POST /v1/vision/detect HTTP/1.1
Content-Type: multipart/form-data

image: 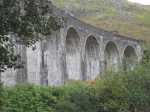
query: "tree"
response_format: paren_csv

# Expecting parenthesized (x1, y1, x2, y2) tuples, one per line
(0, 0, 61, 72)
(0, 0, 61, 110)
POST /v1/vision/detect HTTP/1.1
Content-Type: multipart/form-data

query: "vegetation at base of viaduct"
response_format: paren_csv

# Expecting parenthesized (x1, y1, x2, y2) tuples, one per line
(0, 44, 149, 112)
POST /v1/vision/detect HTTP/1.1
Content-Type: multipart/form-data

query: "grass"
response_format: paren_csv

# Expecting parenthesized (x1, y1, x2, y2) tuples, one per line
(80, 16, 150, 41)
(52, 0, 150, 41)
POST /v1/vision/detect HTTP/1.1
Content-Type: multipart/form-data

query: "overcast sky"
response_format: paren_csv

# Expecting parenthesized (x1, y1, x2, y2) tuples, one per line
(128, 0, 150, 5)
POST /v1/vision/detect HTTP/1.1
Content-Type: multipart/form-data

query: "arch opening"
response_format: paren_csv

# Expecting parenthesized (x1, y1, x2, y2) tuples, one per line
(123, 46, 137, 71)
(66, 28, 81, 80)
(104, 41, 120, 71)
(85, 36, 100, 80)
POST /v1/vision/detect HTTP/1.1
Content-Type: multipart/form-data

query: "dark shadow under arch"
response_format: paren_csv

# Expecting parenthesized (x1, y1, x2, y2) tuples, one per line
(85, 36, 100, 80)
(123, 46, 137, 71)
(104, 41, 120, 71)
(65, 27, 81, 80)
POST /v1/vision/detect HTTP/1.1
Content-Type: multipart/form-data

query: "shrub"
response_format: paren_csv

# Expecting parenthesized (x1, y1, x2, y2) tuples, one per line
(2, 82, 98, 112)
(55, 81, 98, 112)
(95, 65, 150, 112)
(3, 84, 57, 112)
(125, 66, 150, 112)
(95, 72, 129, 112)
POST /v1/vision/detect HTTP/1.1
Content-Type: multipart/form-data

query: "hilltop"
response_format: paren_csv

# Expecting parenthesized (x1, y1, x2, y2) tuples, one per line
(52, 0, 150, 41)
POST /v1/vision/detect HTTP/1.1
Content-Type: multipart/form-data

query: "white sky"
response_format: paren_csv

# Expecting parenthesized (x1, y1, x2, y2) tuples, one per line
(128, 0, 150, 5)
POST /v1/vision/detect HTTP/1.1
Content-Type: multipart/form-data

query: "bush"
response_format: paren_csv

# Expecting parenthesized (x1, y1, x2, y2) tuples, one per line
(126, 66, 150, 112)
(95, 72, 129, 112)
(55, 81, 98, 112)
(3, 84, 57, 112)
(1, 82, 98, 112)
(95, 65, 150, 112)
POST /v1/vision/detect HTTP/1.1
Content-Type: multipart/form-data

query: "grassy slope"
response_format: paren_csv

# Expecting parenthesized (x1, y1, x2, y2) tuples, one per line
(52, 0, 150, 41)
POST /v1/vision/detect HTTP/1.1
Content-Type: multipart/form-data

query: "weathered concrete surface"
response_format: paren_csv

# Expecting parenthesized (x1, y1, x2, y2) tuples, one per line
(104, 41, 120, 71)
(85, 36, 101, 80)
(2, 69, 17, 86)
(26, 42, 42, 84)
(66, 28, 82, 80)
(1, 8, 143, 86)
(2, 43, 27, 85)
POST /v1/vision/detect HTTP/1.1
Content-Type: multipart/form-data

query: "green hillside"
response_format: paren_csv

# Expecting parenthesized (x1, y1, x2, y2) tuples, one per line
(52, 0, 150, 41)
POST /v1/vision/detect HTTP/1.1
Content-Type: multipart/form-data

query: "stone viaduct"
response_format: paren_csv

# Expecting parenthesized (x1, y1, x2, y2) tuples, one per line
(1, 8, 143, 86)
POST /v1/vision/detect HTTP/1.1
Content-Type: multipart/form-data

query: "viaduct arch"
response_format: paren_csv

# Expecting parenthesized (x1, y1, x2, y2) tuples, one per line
(104, 41, 120, 72)
(65, 27, 82, 80)
(123, 45, 138, 70)
(85, 35, 100, 80)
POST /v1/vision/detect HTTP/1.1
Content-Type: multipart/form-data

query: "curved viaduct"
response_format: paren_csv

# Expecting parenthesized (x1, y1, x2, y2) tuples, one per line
(1, 10, 143, 86)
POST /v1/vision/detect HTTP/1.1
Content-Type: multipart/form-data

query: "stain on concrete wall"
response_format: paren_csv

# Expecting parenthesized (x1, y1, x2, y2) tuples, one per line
(104, 41, 120, 71)
(123, 46, 138, 70)
(66, 28, 82, 80)
(85, 36, 100, 80)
